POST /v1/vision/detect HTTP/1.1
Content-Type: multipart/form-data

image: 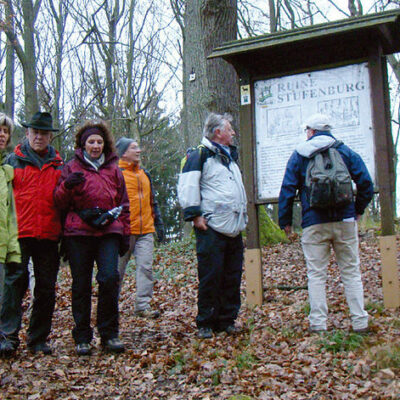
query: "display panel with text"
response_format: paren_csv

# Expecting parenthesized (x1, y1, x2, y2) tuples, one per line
(254, 63, 375, 202)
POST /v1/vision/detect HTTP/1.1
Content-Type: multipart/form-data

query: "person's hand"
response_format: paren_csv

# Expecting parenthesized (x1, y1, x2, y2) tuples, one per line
(284, 225, 292, 236)
(193, 216, 208, 231)
(284, 225, 298, 242)
(64, 172, 85, 190)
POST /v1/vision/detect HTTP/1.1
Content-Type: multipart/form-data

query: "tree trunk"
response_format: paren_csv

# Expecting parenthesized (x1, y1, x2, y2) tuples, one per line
(21, 0, 39, 118)
(201, 0, 239, 129)
(182, 0, 238, 148)
(269, 0, 277, 33)
(5, 4, 15, 118)
(3, 0, 39, 119)
(48, 0, 69, 149)
(105, 1, 119, 125)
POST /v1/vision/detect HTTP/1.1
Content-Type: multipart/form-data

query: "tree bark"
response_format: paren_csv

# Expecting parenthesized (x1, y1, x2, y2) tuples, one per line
(2, 0, 40, 118)
(5, 3, 15, 118)
(47, 0, 70, 149)
(269, 0, 277, 33)
(182, 0, 239, 148)
(21, 0, 40, 117)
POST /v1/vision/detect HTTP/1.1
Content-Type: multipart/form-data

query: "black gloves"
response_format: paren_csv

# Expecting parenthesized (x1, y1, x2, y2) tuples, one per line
(119, 235, 131, 256)
(155, 224, 165, 243)
(64, 172, 85, 190)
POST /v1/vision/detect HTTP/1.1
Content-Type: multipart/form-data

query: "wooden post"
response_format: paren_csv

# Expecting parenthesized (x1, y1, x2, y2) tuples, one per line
(244, 248, 263, 305)
(379, 236, 400, 308)
(369, 43, 399, 308)
(239, 74, 263, 306)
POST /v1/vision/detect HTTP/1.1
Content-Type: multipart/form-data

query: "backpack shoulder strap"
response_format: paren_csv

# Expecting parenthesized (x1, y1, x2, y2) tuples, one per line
(331, 140, 343, 149)
(180, 144, 208, 173)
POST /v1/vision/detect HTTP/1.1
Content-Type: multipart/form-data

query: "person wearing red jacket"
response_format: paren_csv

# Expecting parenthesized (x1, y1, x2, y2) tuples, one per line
(54, 120, 130, 356)
(0, 112, 63, 357)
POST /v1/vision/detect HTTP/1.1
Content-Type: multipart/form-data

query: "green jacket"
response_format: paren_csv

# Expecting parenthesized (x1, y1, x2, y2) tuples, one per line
(0, 151, 21, 264)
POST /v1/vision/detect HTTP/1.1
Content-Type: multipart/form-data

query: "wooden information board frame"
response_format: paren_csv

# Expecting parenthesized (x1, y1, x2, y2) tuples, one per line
(210, 10, 400, 308)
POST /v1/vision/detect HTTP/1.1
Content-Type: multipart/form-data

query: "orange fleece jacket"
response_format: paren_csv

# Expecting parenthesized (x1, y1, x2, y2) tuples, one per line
(119, 160, 155, 235)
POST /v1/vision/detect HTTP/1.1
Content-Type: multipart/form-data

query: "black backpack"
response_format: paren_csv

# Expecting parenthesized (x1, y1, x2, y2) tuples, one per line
(305, 141, 354, 209)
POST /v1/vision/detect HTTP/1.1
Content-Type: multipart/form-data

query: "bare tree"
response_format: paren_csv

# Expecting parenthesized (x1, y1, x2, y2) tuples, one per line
(1, 0, 41, 118)
(0, 3, 16, 117)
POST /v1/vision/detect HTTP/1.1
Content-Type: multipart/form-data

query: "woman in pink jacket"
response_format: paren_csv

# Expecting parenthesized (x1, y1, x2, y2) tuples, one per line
(54, 120, 130, 356)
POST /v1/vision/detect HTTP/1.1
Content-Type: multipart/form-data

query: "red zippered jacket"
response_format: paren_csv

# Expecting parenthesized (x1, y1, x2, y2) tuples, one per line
(6, 142, 64, 241)
(54, 149, 130, 237)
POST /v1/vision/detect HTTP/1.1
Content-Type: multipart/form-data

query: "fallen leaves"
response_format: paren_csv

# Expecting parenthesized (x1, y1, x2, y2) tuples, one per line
(0, 236, 399, 399)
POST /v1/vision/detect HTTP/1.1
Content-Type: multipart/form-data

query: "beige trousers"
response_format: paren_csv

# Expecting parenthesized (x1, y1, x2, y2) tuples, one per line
(301, 221, 368, 331)
(118, 233, 154, 312)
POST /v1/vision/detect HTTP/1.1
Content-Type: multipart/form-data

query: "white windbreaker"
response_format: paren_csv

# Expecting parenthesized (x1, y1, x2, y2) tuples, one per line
(177, 137, 247, 237)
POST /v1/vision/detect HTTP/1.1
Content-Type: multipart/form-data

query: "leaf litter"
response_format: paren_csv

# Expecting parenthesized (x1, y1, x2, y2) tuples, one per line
(0, 235, 399, 399)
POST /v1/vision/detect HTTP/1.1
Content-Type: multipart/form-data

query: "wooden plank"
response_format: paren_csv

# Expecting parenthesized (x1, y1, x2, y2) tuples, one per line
(368, 44, 395, 236)
(239, 76, 263, 306)
(379, 235, 400, 309)
(210, 10, 400, 59)
(239, 80, 260, 250)
(244, 248, 263, 306)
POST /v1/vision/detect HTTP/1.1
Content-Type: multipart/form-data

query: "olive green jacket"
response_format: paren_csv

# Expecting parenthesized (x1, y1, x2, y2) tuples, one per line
(0, 151, 21, 264)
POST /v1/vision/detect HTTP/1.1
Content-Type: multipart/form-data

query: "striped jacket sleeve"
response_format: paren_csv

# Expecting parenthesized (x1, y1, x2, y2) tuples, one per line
(177, 148, 204, 221)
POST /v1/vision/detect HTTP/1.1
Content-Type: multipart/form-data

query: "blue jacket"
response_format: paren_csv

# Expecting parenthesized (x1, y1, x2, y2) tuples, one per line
(278, 131, 374, 229)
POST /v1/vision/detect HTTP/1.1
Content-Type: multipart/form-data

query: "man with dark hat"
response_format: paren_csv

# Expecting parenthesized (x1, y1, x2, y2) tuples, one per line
(0, 112, 64, 356)
(115, 137, 164, 318)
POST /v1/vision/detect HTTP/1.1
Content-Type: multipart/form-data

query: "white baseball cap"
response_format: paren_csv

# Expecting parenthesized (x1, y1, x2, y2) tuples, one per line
(304, 113, 333, 131)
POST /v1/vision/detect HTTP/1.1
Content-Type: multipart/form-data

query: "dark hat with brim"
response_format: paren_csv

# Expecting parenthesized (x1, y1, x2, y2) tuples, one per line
(22, 112, 59, 131)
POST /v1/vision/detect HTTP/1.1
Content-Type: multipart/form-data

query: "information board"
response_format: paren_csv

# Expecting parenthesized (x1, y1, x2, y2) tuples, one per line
(254, 62, 375, 202)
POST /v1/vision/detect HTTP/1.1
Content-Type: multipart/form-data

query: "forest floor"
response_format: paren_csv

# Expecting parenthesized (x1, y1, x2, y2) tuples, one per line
(0, 232, 399, 399)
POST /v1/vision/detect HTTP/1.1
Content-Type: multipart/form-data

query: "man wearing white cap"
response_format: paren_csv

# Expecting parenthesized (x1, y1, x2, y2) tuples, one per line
(278, 113, 374, 334)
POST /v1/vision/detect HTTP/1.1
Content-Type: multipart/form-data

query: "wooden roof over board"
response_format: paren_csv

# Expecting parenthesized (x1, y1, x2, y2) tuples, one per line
(209, 9, 400, 78)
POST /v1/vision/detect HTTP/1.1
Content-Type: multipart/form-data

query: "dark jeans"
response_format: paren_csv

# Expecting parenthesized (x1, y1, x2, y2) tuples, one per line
(0, 238, 59, 347)
(195, 227, 243, 330)
(66, 235, 120, 344)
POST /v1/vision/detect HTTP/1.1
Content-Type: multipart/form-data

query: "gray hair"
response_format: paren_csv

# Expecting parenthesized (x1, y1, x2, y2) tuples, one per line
(0, 113, 14, 136)
(203, 112, 233, 139)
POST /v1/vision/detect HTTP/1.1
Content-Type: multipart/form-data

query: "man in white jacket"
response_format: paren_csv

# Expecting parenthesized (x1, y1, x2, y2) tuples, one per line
(178, 113, 247, 339)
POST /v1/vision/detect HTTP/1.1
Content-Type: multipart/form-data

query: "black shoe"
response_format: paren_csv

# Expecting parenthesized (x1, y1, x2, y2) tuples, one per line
(28, 342, 52, 355)
(225, 325, 242, 335)
(135, 308, 161, 319)
(102, 338, 125, 353)
(308, 327, 327, 335)
(0, 340, 17, 358)
(76, 343, 92, 356)
(353, 327, 370, 335)
(197, 327, 213, 339)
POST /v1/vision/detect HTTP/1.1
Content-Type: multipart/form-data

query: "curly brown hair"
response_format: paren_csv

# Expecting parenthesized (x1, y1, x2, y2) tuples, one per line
(75, 120, 116, 155)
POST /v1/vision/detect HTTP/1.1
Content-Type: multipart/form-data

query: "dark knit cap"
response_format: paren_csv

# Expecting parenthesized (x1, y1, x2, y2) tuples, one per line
(80, 127, 105, 147)
(115, 137, 136, 158)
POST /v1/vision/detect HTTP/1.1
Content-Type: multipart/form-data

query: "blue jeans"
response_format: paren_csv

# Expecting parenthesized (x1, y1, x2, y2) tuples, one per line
(0, 238, 59, 347)
(66, 235, 120, 344)
(195, 227, 243, 330)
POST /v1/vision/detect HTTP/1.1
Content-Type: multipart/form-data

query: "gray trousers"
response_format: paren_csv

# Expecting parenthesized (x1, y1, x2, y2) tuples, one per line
(118, 233, 154, 312)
